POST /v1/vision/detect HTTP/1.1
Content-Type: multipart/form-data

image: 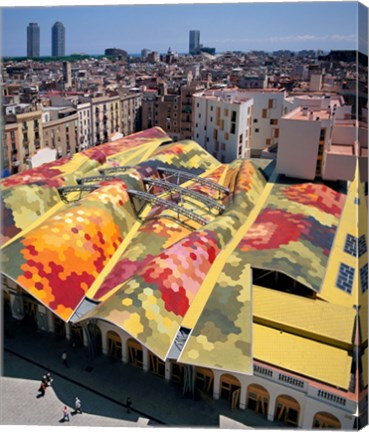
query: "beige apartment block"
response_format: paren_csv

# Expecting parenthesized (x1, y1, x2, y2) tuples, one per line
(4, 123, 20, 174)
(91, 95, 121, 146)
(10, 110, 44, 172)
(43, 113, 78, 158)
(120, 92, 142, 136)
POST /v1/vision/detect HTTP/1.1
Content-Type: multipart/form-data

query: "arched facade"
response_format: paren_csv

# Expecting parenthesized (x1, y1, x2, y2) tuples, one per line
(127, 338, 144, 368)
(274, 394, 301, 427)
(246, 383, 269, 417)
(107, 330, 122, 360)
(312, 411, 341, 429)
(220, 373, 242, 411)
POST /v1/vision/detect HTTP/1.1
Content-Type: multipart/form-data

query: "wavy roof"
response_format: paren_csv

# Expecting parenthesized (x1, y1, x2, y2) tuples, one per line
(0, 130, 357, 380)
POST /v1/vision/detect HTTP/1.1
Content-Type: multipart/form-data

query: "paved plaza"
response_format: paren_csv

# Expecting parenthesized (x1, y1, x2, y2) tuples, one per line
(1, 316, 284, 429)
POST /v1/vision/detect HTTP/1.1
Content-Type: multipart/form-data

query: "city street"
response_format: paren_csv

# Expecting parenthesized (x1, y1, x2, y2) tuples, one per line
(1, 317, 280, 429)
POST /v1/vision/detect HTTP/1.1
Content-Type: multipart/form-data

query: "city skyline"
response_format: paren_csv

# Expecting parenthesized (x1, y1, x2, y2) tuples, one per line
(1, 2, 368, 57)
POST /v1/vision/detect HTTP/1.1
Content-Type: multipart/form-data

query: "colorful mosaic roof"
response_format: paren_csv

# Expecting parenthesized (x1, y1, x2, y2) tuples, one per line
(0, 128, 357, 379)
(237, 180, 346, 293)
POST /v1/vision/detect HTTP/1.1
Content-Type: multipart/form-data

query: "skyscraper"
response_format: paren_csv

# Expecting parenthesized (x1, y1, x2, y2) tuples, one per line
(189, 30, 200, 55)
(27, 23, 40, 58)
(52, 21, 65, 57)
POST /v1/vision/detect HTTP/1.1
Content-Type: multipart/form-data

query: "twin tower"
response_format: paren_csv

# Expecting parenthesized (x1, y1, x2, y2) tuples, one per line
(27, 21, 65, 58)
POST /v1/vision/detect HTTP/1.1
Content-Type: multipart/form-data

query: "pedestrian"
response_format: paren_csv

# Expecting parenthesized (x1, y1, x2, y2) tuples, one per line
(46, 372, 53, 387)
(126, 397, 132, 414)
(38, 381, 46, 397)
(74, 397, 82, 414)
(62, 406, 70, 422)
(61, 351, 68, 367)
(41, 375, 47, 386)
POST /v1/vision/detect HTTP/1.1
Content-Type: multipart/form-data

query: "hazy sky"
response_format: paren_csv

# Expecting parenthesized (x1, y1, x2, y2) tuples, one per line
(1, 1, 367, 56)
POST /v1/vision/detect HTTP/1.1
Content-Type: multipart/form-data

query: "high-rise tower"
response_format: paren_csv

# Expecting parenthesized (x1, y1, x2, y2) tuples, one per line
(189, 30, 200, 55)
(52, 21, 65, 57)
(27, 23, 40, 58)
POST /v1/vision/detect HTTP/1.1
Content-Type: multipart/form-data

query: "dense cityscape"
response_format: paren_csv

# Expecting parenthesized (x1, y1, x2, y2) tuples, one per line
(1, 7, 368, 431)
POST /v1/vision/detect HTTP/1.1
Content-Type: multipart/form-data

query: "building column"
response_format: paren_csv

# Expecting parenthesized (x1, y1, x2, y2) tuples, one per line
(101, 330, 108, 355)
(121, 337, 128, 363)
(82, 326, 89, 347)
(47, 310, 55, 333)
(267, 395, 277, 422)
(142, 347, 149, 372)
(65, 322, 71, 341)
(239, 382, 248, 410)
(213, 371, 222, 400)
(165, 360, 171, 381)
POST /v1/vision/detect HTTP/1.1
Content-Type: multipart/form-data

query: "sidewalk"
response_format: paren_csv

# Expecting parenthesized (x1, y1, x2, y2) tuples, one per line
(2, 316, 284, 428)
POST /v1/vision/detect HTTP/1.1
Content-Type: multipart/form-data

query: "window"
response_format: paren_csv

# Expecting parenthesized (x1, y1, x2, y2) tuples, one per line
(213, 129, 218, 140)
(336, 263, 355, 294)
(359, 235, 367, 257)
(231, 111, 237, 122)
(230, 123, 236, 134)
(274, 129, 279, 138)
(197, 103, 199, 108)
(344, 234, 357, 257)
(268, 99, 276, 109)
(210, 117, 213, 122)
(198, 113, 201, 119)
(210, 106, 213, 111)
(360, 264, 368, 293)
(266, 139, 271, 145)
(255, 128, 260, 133)
(253, 118, 258, 123)
(221, 142, 226, 151)
(320, 128, 326, 142)
(239, 134, 243, 144)
(262, 109, 268, 118)
(224, 108, 229, 117)
(270, 119, 278, 125)
(225, 132, 229, 140)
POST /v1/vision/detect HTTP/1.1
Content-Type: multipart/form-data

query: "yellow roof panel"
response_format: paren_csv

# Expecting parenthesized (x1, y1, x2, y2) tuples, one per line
(253, 323, 352, 389)
(253, 285, 355, 347)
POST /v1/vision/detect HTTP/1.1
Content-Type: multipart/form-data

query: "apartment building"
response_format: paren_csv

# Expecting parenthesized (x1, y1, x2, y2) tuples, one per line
(4, 123, 20, 175)
(6, 110, 44, 172)
(120, 91, 142, 136)
(276, 103, 368, 182)
(142, 85, 181, 141)
(43, 113, 78, 157)
(91, 95, 121, 145)
(240, 89, 285, 157)
(193, 89, 253, 162)
(180, 83, 205, 140)
(77, 102, 92, 151)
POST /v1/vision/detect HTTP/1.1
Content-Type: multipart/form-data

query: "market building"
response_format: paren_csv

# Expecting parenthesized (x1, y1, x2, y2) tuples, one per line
(1, 127, 367, 429)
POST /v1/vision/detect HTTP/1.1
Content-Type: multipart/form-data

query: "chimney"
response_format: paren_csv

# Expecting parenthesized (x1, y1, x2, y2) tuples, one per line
(308, 111, 314, 121)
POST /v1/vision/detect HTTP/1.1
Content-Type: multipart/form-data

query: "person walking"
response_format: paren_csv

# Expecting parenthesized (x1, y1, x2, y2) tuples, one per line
(62, 406, 70, 422)
(61, 351, 68, 367)
(38, 381, 46, 397)
(74, 397, 82, 414)
(126, 397, 132, 414)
